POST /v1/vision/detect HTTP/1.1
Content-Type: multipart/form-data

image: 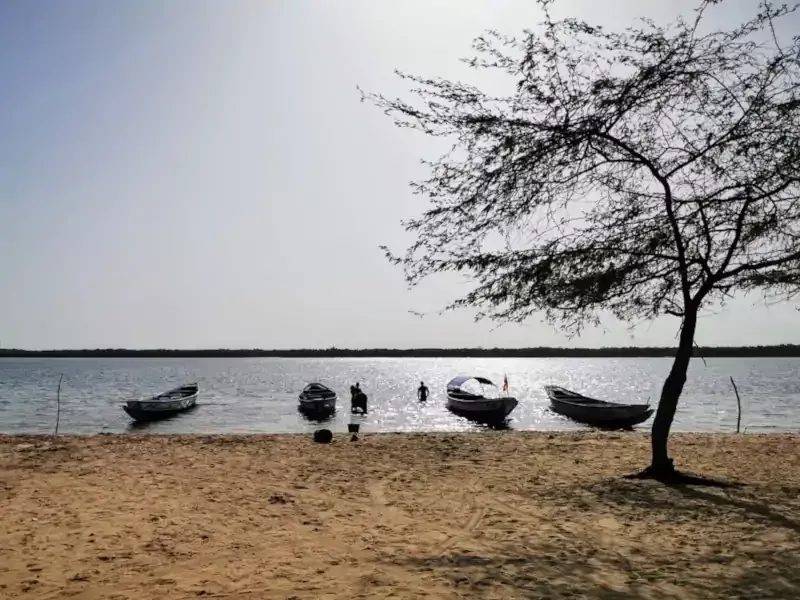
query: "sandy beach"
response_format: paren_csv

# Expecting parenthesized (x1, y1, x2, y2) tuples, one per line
(1, 432, 799, 599)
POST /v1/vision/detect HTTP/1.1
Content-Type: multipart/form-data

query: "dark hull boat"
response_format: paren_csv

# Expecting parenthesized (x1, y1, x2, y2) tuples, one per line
(446, 376, 518, 423)
(298, 383, 337, 419)
(123, 383, 199, 422)
(544, 385, 653, 429)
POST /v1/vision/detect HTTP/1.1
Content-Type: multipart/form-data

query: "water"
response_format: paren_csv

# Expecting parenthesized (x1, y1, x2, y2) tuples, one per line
(1, 357, 799, 435)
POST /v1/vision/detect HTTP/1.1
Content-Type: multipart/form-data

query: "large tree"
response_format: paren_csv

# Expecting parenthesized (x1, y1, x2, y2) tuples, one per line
(364, 0, 800, 478)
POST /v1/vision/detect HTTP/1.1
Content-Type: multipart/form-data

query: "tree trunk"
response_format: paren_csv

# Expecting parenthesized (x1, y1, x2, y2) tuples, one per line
(648, 309, 698, 477)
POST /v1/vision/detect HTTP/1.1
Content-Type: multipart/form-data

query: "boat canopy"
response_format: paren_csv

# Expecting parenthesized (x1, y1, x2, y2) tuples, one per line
(446, 375, 495, 390)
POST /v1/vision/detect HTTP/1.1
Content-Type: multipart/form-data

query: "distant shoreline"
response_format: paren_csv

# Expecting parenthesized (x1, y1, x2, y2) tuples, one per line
(2, 345, 800, 358)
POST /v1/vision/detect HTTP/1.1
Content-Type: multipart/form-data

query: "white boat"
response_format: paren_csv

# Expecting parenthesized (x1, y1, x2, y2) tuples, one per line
(445, 376, 518, 422)
(123, 383, 198, 422)
(298, 383, 337, 417)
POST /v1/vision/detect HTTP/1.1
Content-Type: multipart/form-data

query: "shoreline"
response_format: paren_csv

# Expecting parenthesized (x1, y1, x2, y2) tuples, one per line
(3, 432, 799, 598)
(2, 429, 798, 440)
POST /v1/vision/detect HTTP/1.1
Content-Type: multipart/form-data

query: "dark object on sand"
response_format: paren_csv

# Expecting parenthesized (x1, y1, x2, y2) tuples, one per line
(348, 423, 360, 433)
(544, 385, 654, 429)
(313, 429, 333, 443)
(299, 383, 337, 418)
(445, 376, 518, 423)
(123, 383, 199, 422)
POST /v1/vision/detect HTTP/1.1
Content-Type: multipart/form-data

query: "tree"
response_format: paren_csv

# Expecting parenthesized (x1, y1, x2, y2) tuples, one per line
(363, 0, 800, 479)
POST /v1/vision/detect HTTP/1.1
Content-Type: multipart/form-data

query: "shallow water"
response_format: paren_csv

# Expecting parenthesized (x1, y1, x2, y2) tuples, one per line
(1, 357, 798, 435)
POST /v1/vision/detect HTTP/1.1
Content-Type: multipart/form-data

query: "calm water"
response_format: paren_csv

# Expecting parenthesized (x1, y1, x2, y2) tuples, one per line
(0, 357, 799, 435)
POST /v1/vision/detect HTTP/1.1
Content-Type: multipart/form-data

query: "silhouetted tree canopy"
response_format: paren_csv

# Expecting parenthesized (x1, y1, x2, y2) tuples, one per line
(364, 0, 800, 478)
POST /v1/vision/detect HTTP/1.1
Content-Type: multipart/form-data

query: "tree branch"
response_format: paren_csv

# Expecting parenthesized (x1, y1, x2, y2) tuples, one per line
(594, 130, 691, 305)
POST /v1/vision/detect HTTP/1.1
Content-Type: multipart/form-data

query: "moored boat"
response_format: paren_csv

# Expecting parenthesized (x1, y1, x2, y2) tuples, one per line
(446, 376, 518, 423)
(298, 383, 337, 418)
(544, 385, 653, 429)
(123, 383, 199, 422)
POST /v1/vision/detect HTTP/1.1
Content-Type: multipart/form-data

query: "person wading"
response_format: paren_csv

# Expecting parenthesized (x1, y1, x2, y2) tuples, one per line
(351, 382, 367, 413)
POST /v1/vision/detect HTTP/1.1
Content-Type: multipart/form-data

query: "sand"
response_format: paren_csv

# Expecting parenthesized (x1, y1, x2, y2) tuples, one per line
(1, 432, 799, 599)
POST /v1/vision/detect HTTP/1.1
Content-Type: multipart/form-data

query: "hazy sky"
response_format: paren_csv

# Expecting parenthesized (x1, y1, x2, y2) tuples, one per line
(1, 0, 798, 349)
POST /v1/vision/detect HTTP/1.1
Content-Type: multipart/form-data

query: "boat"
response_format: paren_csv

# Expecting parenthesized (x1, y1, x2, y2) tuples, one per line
(445, 376, 518, 422)
(544, 385, 654, 429)
(298, 383, 337, 418)
(123, 383, 199, 422)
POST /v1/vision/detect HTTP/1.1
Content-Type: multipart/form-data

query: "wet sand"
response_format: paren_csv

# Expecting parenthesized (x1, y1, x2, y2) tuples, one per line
(1, 432, 799, 599)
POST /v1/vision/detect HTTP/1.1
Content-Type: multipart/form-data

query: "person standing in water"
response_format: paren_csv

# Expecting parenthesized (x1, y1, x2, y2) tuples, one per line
(417, 381, 429, 402)
(351, 382, 367, 413)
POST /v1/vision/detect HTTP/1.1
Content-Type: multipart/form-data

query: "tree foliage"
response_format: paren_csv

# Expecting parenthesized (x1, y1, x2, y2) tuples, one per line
(365, 0, 800, 336)
(364, 0, 800, 477)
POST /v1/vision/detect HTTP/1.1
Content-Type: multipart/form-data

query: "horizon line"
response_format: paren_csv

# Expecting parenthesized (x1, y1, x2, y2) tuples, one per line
(2, 344, 800, 358)
(2, 344, 800, 350)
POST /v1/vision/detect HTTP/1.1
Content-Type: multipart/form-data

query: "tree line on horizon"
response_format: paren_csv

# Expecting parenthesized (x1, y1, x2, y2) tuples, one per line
(2, 345, 800, 358)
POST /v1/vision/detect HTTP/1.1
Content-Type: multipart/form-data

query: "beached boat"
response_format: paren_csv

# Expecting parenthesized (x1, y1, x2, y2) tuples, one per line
(544, 385, 654, 429)
(446, 376, 518, 422)
(123, 383, 199, 422)
(298, 383, 337, 417)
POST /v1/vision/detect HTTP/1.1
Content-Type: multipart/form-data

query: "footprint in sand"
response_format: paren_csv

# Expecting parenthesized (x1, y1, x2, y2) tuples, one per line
(435, 479, 486, 554)
(367, 470, 406, 507)
(597, 516, 621, 531)
(267, 471, 415, 524)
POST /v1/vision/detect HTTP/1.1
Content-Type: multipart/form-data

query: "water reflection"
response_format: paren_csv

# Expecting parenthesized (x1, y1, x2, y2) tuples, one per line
(0, 356, 798, 434)
(297, 408, 338, 425)
(124, 404, 200, 432)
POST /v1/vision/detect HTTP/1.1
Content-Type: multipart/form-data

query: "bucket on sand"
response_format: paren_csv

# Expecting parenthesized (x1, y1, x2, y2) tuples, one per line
(348, 423, 360, 434)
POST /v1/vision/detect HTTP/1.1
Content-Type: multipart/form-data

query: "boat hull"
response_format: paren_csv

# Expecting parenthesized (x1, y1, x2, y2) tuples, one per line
(545, 385, 653, 429)
(446, 394, 518, 423)
(298, 384, 338, 419)
(298, 396, 337, 417)
(124, 388, 198, 422)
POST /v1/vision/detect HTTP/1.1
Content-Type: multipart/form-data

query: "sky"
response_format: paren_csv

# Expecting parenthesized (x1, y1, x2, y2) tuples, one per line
(1, 0, 799, 350)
